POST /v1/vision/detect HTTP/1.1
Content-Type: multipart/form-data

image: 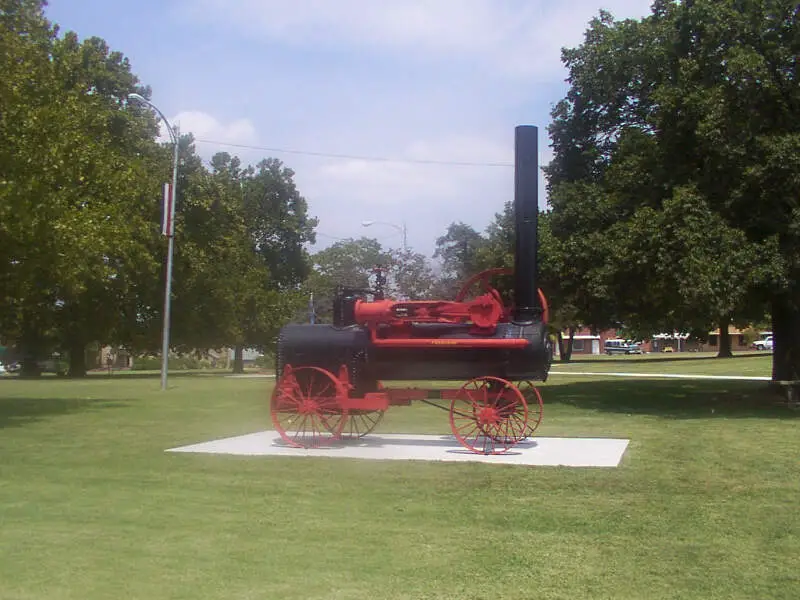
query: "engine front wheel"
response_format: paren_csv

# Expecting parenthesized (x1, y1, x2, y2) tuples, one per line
(270, 365, 348, 448)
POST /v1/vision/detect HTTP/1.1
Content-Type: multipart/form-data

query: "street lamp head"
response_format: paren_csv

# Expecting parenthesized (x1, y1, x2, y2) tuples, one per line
(127, 94, 177, 144)
(361, 220, 375, 227)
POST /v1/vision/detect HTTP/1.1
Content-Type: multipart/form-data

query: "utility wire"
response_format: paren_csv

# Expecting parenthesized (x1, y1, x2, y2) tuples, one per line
(315, 231, 402, 243)
(193, 138, 514, 168)
(314, 232, 351, 241)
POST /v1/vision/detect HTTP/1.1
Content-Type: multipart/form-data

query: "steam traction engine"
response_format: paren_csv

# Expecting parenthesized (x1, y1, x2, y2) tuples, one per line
(271, 125, 553, 455)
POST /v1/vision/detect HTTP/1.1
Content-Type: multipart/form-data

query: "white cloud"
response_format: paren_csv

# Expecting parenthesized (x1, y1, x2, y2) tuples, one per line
(294, 132, 552, 256)
(182, 127, 554, 257)
(158, 110, 258, 147)
(164, 0, 655, 257)
(178, 0, 654, 78)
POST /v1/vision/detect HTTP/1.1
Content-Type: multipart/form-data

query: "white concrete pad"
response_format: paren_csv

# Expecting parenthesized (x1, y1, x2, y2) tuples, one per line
(166, 431, 630, 467)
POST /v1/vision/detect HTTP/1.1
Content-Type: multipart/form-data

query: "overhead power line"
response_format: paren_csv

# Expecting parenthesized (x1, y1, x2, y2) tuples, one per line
(315, 231, 402, 243)
(193, 138, 514, 168)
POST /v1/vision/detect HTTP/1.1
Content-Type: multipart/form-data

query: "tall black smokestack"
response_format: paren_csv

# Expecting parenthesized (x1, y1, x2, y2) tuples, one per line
(512, 125, 539, 323)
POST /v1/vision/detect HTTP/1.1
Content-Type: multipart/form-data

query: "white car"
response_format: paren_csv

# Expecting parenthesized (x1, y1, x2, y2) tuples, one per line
(752, 336, 773, 351)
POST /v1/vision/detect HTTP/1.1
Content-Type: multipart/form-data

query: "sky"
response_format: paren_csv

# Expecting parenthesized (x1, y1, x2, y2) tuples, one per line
(45, 0, 655, 258)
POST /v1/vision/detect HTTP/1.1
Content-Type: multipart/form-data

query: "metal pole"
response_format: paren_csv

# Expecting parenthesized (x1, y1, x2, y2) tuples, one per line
(161, 127, 178, 390)
(127, 93, 178, 391)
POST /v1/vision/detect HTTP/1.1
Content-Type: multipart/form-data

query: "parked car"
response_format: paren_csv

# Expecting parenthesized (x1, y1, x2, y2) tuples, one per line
(604, 339, 643, 355)
(752, 335, 773, 351)
(0, 358, 64, 375)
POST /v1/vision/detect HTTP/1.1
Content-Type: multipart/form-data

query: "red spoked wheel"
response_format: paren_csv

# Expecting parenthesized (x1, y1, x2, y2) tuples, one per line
(487, 381, 544, 444)
(338, 410, 385, 439)
(322, 380, 385, 439)
(454, 267, 549, 324)
(271, 366, 348, 448)
(517, 381, 544, 437)
(449, 376, 528, 455)
(454, 268, 511, 302)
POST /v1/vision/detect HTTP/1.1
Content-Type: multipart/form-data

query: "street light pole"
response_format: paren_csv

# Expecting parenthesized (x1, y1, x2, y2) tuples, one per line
(128, 93, 178, 391)
(361, 220, 407, 251)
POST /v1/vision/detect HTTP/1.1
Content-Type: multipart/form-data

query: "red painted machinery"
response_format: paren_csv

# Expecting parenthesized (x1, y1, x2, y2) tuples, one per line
(270, 125, 553, 454)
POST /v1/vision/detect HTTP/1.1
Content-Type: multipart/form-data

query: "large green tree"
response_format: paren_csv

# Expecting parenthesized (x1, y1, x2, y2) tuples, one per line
(1, 1, 319, 377)
(546, 1, 797, 377)
(168, 149, 317, 373)
(0, 1, 166, 376)
(233, 157, 317, 371)
(167, 143, 246, 355)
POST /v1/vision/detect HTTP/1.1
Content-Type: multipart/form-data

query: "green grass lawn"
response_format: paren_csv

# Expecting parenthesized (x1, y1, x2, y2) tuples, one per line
(551, 352, 773, 376)
(0, 363, 798, 600)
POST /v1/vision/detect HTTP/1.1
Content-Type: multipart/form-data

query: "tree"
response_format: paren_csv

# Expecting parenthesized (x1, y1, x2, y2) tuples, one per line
(389, 248, 436, 300)
(0, 0, 59, 375)
(0, 1, 167, 376)
(50, 34, 166, 377)
(432, 222, 486, 298)
(168, 149, 317, 373)
(233, 156, 316, 372)
(546, 1, 798, 377)
(167, 143, 248, 356)
(306, 238, 392, 323)
(0, 1, 318, 377)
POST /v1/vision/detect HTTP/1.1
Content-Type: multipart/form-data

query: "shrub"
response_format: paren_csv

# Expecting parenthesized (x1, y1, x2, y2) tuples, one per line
(132, 355, 161, 371)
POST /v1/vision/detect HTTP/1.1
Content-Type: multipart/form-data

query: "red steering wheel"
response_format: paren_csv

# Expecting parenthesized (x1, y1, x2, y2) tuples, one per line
(454, 267, 549, 324)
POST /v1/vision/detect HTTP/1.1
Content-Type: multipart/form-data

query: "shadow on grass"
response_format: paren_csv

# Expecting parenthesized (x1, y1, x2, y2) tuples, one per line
(0, 397, 130, 429)
(5, 370, 252, 382)
(89, 371, 234, 380)
(542, 378, 797, 420)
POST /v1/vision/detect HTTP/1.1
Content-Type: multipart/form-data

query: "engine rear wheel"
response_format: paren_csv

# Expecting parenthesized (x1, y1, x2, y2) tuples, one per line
(271, 365, 348, 448)
(516, 380, 544, 437)
(449, 376, 528, 455)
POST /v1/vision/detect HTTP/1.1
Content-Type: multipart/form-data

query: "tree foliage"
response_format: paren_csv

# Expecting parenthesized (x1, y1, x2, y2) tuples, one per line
(431, 222, 487, 298)
(0, 1, 166, 375)
(304, 238, 392, 323)
(0, 0, 318, 375)
(546, 0, 799, 377)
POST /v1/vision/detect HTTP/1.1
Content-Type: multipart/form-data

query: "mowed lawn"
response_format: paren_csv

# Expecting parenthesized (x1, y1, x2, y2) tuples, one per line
(550, 351, 773, 376)
(0, 359, 798, 600)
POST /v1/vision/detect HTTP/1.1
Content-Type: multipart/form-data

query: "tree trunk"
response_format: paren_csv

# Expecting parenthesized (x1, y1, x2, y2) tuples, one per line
(232, 345, 245, 374)
(67, 339, 87, 378)
(716, 315, 733, 358)
(19, 324, 41, 378)
(770, 295, 800, 382)
(566, 327, 576, 360)
(20, 356, 41, 378)
(557, 327, 576, 362)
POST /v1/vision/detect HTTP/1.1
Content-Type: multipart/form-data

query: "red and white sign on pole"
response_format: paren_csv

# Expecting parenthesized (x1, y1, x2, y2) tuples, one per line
(162, 182, 175, 236)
